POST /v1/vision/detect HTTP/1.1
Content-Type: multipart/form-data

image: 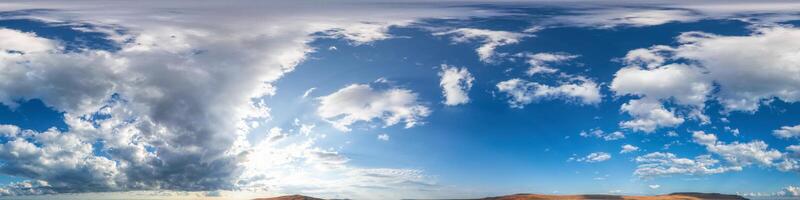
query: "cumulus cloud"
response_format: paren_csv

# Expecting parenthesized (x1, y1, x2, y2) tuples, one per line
(779, 186, 800, 197)
(434, 28, 529, 63)
(317, 83, 431, 132)
(692, 131, 783, 168)
(611, 26, 800, 133)
(580, 128, 625, 141)
(573, 152, 611, 163)
(524, 52, 579, 76)
(378, 133, 390, 141)
(634, 152, 739, 178)
(0, 1, 492, 196)
(613, 27, 800, 129)
(619, 99, 684, 133)
(438, 64, 474, 106)
(648, 184, 661, 189)
(611, 64, 711, 107)
(774, 124, 800, 139)
(621, 144, 640, 154)
(496, 77, 601, 108)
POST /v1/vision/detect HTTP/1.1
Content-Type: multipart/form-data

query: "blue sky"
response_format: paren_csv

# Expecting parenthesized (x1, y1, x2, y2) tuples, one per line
(0, 1, 799, 199)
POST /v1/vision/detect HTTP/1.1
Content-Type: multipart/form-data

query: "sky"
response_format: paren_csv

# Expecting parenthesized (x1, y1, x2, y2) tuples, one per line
(0, 1, 799, 199)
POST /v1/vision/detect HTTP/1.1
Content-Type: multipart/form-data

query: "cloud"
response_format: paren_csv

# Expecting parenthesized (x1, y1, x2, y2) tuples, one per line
(496, 77, 601, 108)
(774, 124, 800, 139)
(0, 1, 493, 196)
(524, 52, 579, 76)
(0, 180, 55, 196)
(434, 28, 530, 63)
(551, 8, 702, 28)
(621, 144, 640, 154)
(779, 186, 800, 197)
(619, 99, 685, 133)
(438, 64, 475, 106)
(573, 152, 611, 163)
(238, 122, 439, 199)
(613, 27, 800, 123)
(611, 63, 711, 107)
(580, 128, 625, 141)
(378, 133, 390, 141)
(691, 131, 783, 168)
(317, 83, 431, 132)
(302, 87, 317, 99)
(648, 184, 661, 189)
(634, 152, 739, 178)
(321, 22, 404, 45)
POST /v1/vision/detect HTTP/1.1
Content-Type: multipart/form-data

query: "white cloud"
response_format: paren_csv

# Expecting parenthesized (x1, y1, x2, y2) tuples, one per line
(580, 129, 625, 141)
(613, 27, 800, 123)
(239, 122, 438, 199)
(438, 64, 474, 106)
(317, 83, 430, 132)
(377, 134, 390, 141)
(619, 99, 684, 133)
(322, 22, 402, 45)
(611, 64, 711, 107)
(435, 28, 529, 63)
(774, 124, 800, 139)
(574, 152, 611, 163)
(621, 144, 639, 154)
(648, 184, 661, 189)
(0, 1, 494, 196)
(634, 152, 739, 178)
(302, 87, 317, 99)
(552, 9, 701, 28)
(525, 52, 578, 76)
(496, 77, 601, 108)
(780, 186, 800, 197)
(692, 131, 783, 168)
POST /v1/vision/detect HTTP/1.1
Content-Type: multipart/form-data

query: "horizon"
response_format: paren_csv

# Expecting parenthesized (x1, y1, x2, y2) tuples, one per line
(0, 1, 799, 199)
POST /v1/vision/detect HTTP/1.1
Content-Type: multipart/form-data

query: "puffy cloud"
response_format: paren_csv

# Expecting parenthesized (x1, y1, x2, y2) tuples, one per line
(634, 152, 739, 178)
(614, 27, 800, 122)
(377, 133, 390, 141)
(580, 129, 625, 141)
(648, 184, 661, 189)
(573, 152, 611, 163)
(0, 125, 123, 193)
(774, 124, 800, 139)
(317, 84, 430, 132)
(321, 22, 404, 45)
(525, 52, 578, 76)
(611, 64, 711, 107)
(619, 99, 684, 133)
(612, 26, 800, 132)
(0, 1, 492, 196)
(674, 27, 800, 112)
(621, 144, 639, 154)
(0, 180, 55, 196)
(434, 28, 529, 63)
(779, 186, 800, 197)
(438, 64, 475, 106)
(692, 131, 783, 168)
(496, 77, 601, 108)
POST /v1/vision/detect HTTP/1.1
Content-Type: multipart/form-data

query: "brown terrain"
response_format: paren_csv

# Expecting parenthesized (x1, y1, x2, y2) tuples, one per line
(254, 193, 749, 200)
(254, 194, 325, 200)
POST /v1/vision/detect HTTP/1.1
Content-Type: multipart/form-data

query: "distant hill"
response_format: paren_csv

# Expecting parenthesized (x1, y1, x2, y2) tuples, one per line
(253, 194, 325, 200)
(254, 193, 749, 200)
